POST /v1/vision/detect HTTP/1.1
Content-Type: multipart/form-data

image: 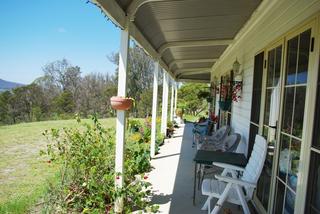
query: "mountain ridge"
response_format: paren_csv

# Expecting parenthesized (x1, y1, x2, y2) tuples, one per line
(0, 78, 25, 92)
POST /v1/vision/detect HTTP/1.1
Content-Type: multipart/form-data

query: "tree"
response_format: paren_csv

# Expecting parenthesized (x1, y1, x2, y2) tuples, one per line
(0, 91, 12, 124)
(53, 91, 75, 114)
(78, 73, 117, 117)
(4, 84, 47, 123)
(42, 59, 81, 110)
(177, 83, 208, 116)
(108, 43, 155, 117)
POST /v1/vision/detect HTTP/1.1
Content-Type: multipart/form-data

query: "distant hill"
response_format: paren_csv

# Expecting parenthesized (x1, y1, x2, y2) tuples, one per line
(0, 79, 24, 92)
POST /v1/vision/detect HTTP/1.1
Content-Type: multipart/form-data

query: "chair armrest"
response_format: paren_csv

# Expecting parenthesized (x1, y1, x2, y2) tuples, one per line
(212, 162, 245, 172)
(215, 175, 256, 188)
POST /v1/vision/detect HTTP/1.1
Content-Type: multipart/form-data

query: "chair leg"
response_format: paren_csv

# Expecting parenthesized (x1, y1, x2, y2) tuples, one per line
(201, 196, 210, 210)
(211, 183, 232, 214)
(208, 197, 211, 214)
(235, 185, 250, 214)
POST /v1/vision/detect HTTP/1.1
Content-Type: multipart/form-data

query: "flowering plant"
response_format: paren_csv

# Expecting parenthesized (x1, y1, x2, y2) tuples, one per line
(232, 82, 242, 102)
(210, 113, 218, 124)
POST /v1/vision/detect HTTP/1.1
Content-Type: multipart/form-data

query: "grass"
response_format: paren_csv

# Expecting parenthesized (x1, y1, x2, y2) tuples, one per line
(0, 118, 116, 214)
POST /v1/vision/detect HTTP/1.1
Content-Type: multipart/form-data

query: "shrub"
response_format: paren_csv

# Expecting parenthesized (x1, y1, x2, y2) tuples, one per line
(41, 116, 157, 213)
(128, 119, 142, 133)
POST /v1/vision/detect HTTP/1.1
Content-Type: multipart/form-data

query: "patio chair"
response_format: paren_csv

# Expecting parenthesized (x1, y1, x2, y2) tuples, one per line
(198, 133, 241, 188)
(192, 120, 211, 147)
(199, 133, 240, 152)
(196, 125, 231, 150)
(201, 135, 267, 214)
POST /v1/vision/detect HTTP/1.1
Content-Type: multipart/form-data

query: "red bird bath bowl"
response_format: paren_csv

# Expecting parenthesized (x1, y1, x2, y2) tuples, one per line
(110, 96, 133, 110)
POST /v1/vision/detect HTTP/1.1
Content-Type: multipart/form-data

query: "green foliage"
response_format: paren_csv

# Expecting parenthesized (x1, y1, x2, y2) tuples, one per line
(167, 121, 173, 129)
(128, 119, 143, 133)
(178, 83, 208, 116)
(0, 118, 116, 214)
(53, 91, 75, 114)
(41, 117, 157, 213)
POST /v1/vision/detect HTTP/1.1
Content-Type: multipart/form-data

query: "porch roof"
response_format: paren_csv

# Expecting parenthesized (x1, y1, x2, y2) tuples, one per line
(93, 0, 262, 82)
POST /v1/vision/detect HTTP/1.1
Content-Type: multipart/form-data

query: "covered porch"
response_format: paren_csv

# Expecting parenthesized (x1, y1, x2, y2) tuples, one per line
(92, 0, 320, 213)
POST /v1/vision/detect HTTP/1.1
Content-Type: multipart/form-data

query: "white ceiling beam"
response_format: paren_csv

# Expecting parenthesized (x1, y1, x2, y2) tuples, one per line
(175, 68, 211, 76)
(178, 78, 211, 83)
(127, 0, 170, 21)
(158, 39, 233, 55)
(181, 70, 211, 76)
(169, 58, 218, 69)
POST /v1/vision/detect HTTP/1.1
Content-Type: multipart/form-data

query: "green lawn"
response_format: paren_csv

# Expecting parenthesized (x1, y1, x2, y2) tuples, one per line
(0, 118, 115, 213)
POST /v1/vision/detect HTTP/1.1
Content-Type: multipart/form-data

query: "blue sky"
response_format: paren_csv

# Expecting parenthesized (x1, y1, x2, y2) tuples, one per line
(0, 0, 120, 84)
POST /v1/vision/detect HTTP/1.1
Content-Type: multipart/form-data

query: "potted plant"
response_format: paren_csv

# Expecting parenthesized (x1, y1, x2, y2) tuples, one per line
(197, 91, 213, 103)
(166, 121, 174, 138)
(110, 96, 134, 110)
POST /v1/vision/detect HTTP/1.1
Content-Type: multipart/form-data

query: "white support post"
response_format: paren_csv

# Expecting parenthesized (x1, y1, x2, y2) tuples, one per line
(115, 29, 129, 213)
(161, 71, 169, 135)
(150, 61, 159, 158)
(170, 79, 174, 121)
(174, 82, 178, 115)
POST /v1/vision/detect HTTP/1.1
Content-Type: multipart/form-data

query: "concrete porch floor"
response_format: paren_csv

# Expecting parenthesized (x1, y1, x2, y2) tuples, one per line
(148, 123, 246, 214)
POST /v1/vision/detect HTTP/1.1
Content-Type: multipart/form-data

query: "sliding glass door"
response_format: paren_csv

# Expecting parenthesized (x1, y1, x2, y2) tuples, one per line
(305, 55, 320, 214)
(253, 25, 314, 213)
(255, 43, 283, 212)
(273, 28, 312, 213)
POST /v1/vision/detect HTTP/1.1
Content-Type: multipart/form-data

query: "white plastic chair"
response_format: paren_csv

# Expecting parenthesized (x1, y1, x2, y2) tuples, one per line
(198, 133, 242, 188)
(201, 135, 267, 214)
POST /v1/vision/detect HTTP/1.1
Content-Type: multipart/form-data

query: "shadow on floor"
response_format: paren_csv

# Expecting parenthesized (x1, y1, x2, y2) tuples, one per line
(168, 123, 207, 214)
(167, 124, 246, 214)
(152, 153, 180, 160)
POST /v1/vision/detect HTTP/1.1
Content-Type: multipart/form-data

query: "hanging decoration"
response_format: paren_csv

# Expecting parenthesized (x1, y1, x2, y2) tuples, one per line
(231, 58, 243, 102)
(86, 0, 124, 30)
(232, 82, 242, 102)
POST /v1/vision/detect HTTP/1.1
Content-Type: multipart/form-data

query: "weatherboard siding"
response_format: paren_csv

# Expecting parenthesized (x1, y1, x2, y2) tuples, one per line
(211, 0, 320, 155)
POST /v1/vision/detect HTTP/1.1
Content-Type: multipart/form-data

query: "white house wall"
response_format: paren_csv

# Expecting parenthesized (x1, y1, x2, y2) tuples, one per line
(212, 0, 320, 154)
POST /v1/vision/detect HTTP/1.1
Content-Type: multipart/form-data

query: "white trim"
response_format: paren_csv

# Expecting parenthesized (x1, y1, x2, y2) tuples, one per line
(150, 61, 159, 158)
(127, 0, 168, 21)
(175, 68, 211, 75)
(178, 78, 211, 83)
(158, 39, 233, 55)
(169, 58, 218, 69)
